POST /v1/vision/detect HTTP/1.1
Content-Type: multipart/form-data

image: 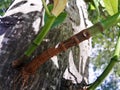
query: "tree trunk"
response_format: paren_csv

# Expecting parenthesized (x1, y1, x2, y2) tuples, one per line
(0, 0, 92, 90)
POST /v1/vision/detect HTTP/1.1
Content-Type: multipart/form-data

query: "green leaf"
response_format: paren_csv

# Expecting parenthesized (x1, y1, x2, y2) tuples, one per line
(51, 12, 67, 28)
(103, 0, 118, 15)
(90, 3, 95, 10)
(44, 4, 67, 28)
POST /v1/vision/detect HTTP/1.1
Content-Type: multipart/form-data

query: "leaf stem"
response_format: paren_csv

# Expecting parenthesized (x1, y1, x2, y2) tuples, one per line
(88, 12, 120, 36)
(101, 12, 120, 30)
(24, 16, 56, 57)
(41, 0, 51, 16)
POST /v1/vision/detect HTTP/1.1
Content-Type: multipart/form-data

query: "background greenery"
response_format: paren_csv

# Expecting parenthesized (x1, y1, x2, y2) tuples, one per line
(0, 0, 120, 90)
(88, 0, 120, 89)
(0, 0, 12, 16)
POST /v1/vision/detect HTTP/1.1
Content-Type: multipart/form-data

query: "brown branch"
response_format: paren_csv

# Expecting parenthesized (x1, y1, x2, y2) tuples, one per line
(22, 29, 91, 74)
(12, 22, 103, 69)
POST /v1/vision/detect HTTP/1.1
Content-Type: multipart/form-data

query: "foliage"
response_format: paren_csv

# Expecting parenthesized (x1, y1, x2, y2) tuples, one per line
(88, 0, 120, 89)
(0, 0, 12, 15)
(89, 0, 119, 70)
(103, 0, 118, 15)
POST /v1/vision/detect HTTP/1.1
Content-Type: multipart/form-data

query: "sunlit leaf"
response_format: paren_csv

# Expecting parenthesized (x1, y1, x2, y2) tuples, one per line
(90, 3, 95, 10)
(103, 0, 118, 15)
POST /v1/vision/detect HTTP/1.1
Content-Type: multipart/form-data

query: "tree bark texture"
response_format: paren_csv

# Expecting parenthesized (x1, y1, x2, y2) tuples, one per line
(0, 0, 92, 90)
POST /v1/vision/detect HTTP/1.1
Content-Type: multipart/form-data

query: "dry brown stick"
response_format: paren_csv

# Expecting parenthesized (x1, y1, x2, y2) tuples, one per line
(22, 29, 91, 74)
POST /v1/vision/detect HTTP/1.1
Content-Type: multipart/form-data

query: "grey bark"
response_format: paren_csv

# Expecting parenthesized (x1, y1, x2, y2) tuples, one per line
(0, 0, 91, 90)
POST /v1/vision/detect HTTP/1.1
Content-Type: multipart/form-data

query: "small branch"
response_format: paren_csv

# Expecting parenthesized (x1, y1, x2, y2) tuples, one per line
(41, 0, 51, 16)
(101, 12, 120, 30)
(21, 29, 92, 74)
